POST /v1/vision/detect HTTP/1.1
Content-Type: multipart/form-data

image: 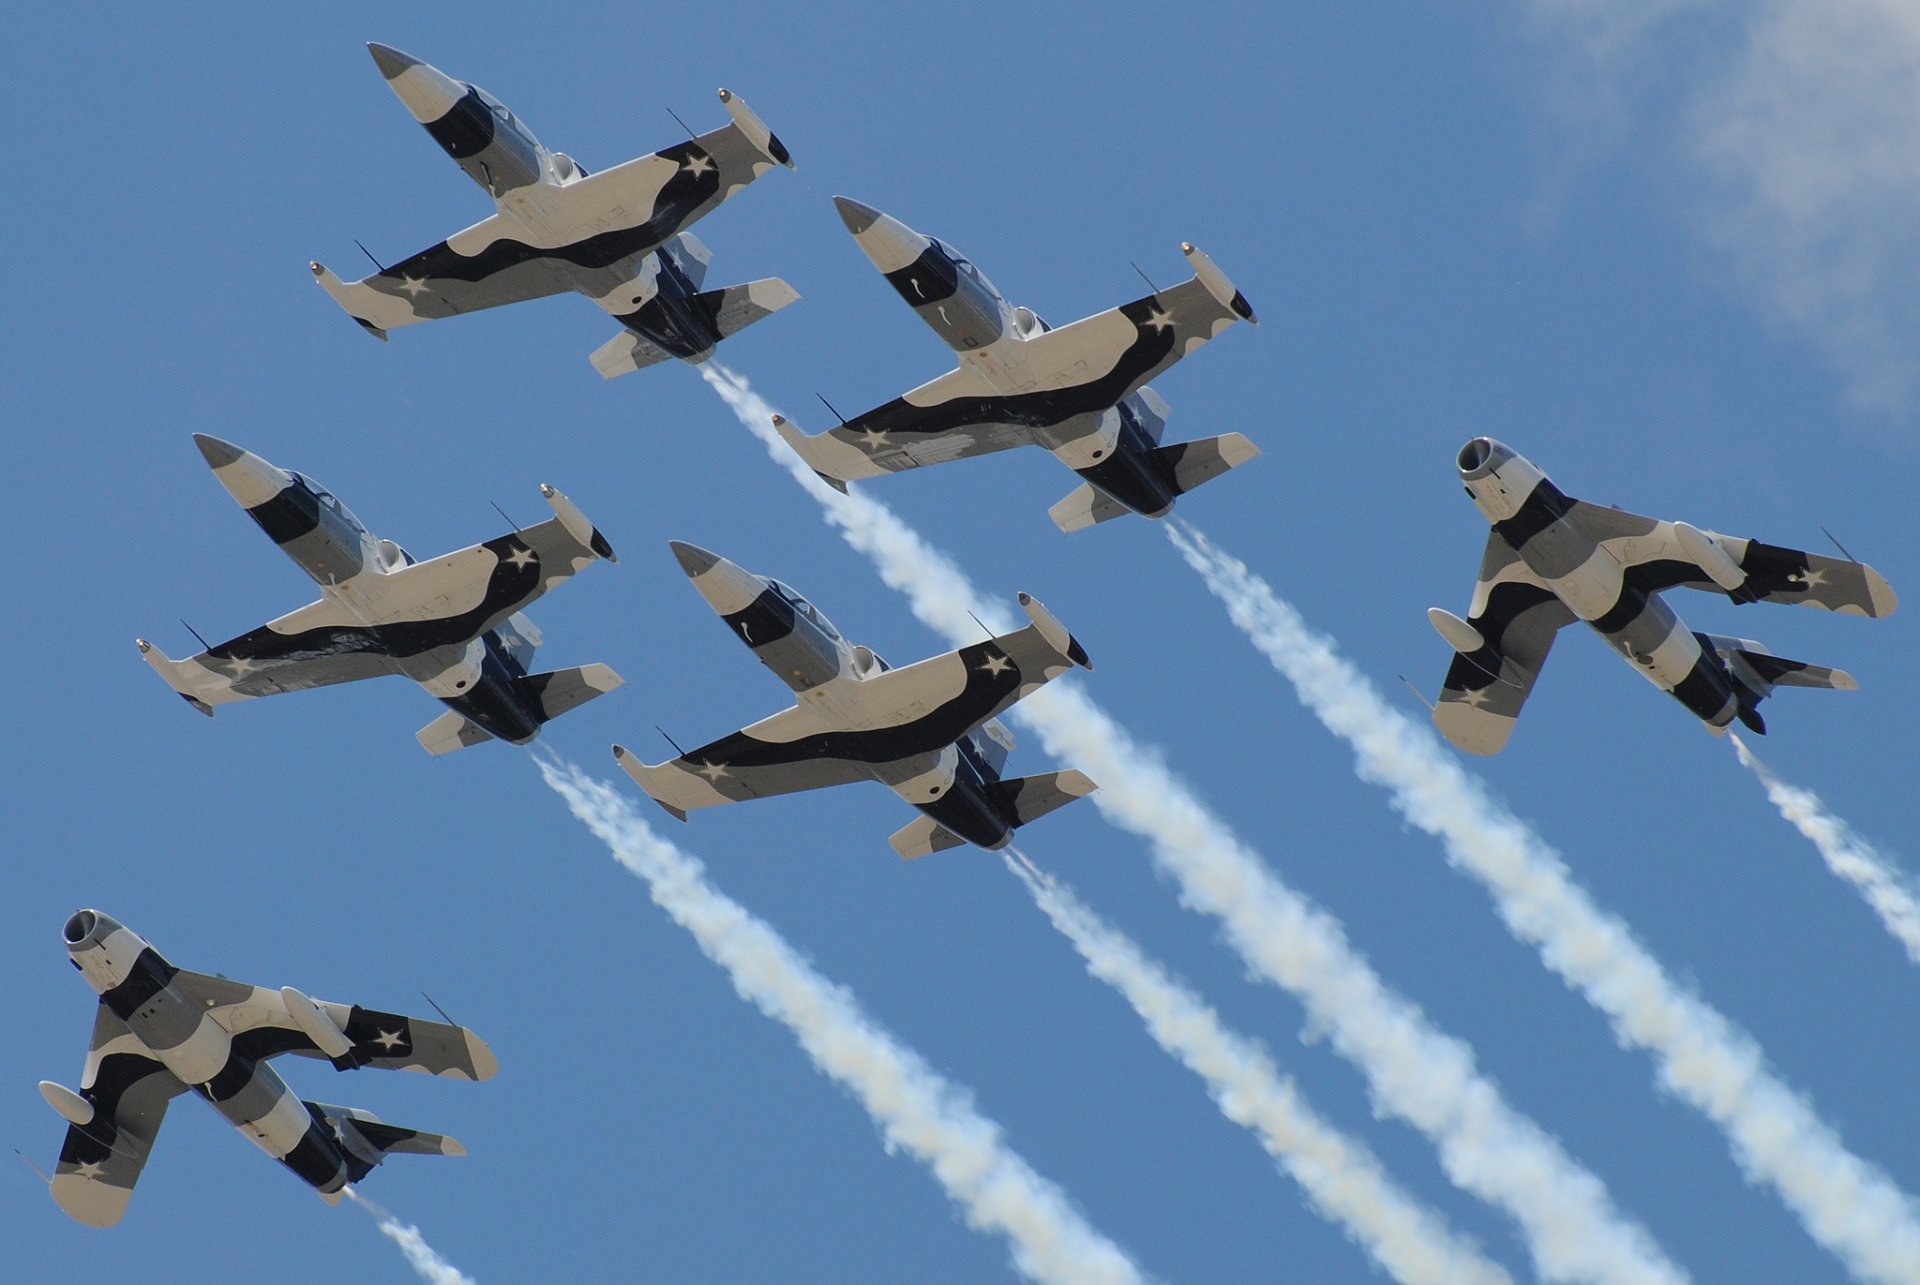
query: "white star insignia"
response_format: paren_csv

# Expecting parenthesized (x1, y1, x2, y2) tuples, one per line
(699, 760, 730, 781)
(1457, 686, 1491, 708)
(1796, 567, 1828, 588)
(504, 545, 536, 570)
(859, 428, 890, 450)
(399, 275, 429, 297)
(373, 1028, 404, 1051)
(1144, 308, 1174, 333)
(226, 655, 255, 677)
(682, 153, 715, 177)
(73, 1159, 106, 1180)
(979, 652, 1012, 677)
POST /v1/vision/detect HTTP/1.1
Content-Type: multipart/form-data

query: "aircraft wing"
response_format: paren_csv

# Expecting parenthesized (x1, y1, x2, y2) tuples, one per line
(140, 599, 404, 714)
(49, 1005, 189, 1227)
(620, 596, 1089, 817)
(1433, 532, 1578, 755)
(1565, 501, 1898, 617)
(169, 969, 499, 1080)
(778, 274, 1246, 485)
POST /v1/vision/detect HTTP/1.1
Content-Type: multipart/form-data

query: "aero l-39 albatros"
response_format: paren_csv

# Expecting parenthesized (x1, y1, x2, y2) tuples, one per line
(41, 911, 496, 1227)
(774, 198, 1258, 532)
(1429, 438, 1898, 754)
(312, 43, 797, 378)
(616, 543, 1097, 857)
(139, 435, 621, 754)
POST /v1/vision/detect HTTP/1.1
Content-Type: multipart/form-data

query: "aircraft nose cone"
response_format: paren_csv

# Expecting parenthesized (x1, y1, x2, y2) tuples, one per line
(195, 435, 290, 509)
(833, 195, 882, 236)
(368, 43, 465, 123)
(670, 542, 765, 616)
(366, 42, 422, 80)
(193, 433, 246, 471)
(669, 540, 722, 580)
(833, 197, 926, 273)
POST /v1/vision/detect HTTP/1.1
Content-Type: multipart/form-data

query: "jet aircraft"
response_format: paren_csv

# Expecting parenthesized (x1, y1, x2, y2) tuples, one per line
(616, 542, 1097, 857)
(41, 910, 496, 1227)
(139, 435, 621, 754)
(1429, 437, 1897, 754)
(311, 43, 798, 377)
(774, 197, 1259, 532)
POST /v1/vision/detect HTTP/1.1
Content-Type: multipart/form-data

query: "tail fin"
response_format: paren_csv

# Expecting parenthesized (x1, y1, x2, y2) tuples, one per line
(1701, 633, 1858, 735)
(520, 663, 625, 724)
(309, 1102, 465, 1186)
(889, 814, 971, 861)
(990, 770, 1098, 829)
(589, 279, 799, 378)
(1160, 432, 1260, 497)
(416, 711, 494, 756)
(1048, 484, 1132, 533)
(693, 278, 800, 345)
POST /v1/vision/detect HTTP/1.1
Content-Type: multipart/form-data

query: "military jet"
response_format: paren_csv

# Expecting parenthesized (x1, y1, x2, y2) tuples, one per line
(1428, 437, 1898, 754)
(41, 909, 495, 1227)
(773, 197, 1258, 532)
(311, 43, 797, 377)
(139, 435, 621, 754)
(616, 542, 1097, 857)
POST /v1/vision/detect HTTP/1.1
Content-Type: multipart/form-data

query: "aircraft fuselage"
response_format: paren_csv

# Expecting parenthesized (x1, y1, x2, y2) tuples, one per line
(1458, 438, 1743, 732)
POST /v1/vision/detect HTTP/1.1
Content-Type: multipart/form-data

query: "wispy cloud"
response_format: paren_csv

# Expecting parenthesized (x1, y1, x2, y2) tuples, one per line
(538, 758, 1144, 1285)
(1170, 520, 1920, 1284)
(704, 364, 1684, 1285)
(1527, 0, 1920, 412)
(1006, 851, 1514, 1285)
(1733, 735, 1920, 965)
(346, 1189, 476, 1285)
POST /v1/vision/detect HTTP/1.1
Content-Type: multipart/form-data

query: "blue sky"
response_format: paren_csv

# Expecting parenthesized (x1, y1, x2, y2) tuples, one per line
(7, 3, 1919, 1281)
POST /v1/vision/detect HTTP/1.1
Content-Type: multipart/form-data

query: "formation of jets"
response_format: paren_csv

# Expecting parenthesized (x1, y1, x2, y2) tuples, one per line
(53, 40, 1901, 1233)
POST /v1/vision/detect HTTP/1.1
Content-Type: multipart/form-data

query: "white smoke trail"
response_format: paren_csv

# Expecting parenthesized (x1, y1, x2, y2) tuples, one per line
(537, 757, 1145, 1285)
(701, 363, 1684, 1285)
(1168, 521, 1920, 1284)
(1004, 850, 1513, 1285)
(346, 1189, 476, 1285)
(1733, 735, 1920, 966)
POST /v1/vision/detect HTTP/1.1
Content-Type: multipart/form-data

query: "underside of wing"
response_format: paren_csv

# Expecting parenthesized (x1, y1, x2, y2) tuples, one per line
(1434, 534, 1577, 755)
(140, 599, 402, 713)
(618, 704, 876, 817)
(783, 365, 1033, 484)
(312, 214, 577, 337)
(1567, 501, 1898, 616)
(50, 1007, 187, 1227)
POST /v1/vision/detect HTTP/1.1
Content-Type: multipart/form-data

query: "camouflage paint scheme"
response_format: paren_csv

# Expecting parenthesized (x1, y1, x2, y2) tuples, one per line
(774, 197, 1259, 532)
(615, 542, 1097, 857)
(138, 434, 621, 754)
(311, 44, 797, 377)
(42, 910, 495, 1227)
(1431, 437, 1898, 754)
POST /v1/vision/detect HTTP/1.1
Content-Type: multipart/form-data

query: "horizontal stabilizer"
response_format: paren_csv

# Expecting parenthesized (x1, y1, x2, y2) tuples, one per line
(1161, 432, 1260, 497)
(697, 277, 800, 343)
(417, 711, 494, 756)
(990, 769, 1098, 828)
(1049, 482, 1132, 533)
(521, 663, 625, 723)
(890, 814, 970, 861)
(590, 329, 676, 379)
(310, 1102, 464, 1185)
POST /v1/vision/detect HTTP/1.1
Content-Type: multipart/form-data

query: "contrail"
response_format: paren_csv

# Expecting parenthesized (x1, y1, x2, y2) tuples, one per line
(1004, 850, 1513, 1285)
(1733, 735, 1920, 967)
(1167, 520, 1920, 1285)
(702, 363, 1684, 1285)
(346, 1189, 476, 1285)
(538, 756, 1145, 1285)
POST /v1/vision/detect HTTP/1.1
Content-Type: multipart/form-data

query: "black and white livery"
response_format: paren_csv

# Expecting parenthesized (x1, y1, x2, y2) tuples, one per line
(616, 543, 1098, 857)
(1429, 438, 1898, 754)
(42, 910, 496, 1227)
(139, 435, 621, 754)
(312, 44, 798, 377)
(775, 197, 1259, 532)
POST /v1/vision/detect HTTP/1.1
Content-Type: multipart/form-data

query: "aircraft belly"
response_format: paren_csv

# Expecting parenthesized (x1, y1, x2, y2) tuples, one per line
(1541, 545, 1624, 621)
(234, 1088, 319, 1159)
(1599, 599, 1697, 691)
